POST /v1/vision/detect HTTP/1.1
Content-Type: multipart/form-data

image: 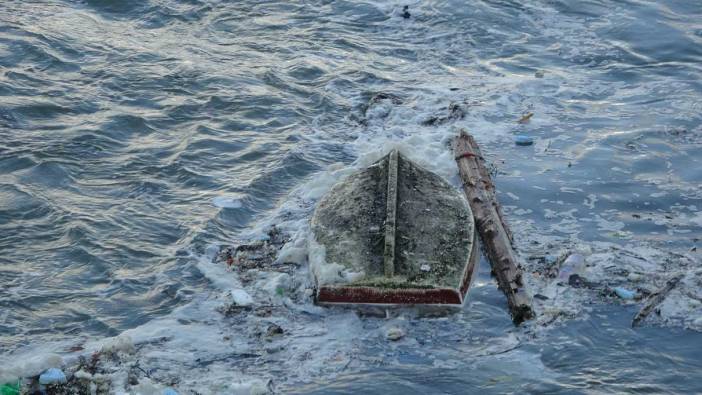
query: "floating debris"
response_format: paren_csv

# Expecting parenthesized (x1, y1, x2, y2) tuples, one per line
(386, 327, 405, 341)
(422, 102, 466, 126)
(401, 5, 411, 19)
(568, 274, 587, 288)
(0, 381, 20, 395)
(613, 287, 636, 300)
(216, 226, 291, 271)
(355, 92, 404, 124)
(558, 254, 585, 280)
(311, 149, 479, 306)
(454, 131, 534, 324)
(633, 274, 684, 327)
(39, 368, 67, 385)
(515, 135, 534, 146)
(517, 112, 534, 124)
(266, 323, 284, 337)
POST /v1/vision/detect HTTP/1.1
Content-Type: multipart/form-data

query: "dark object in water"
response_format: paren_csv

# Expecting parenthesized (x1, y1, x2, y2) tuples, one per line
(401, 5, 411, 19)
(515, 135, 534, 146)
(632, 274, 683, 327)
(311, 150, 479, 306)
(422, 102, 466, 126)
(454, 130, 534, 324)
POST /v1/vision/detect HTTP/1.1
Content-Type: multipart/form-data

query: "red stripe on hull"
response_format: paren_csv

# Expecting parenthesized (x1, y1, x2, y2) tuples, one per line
(317, 286, 463, 305)
(317, 225, 480, 306)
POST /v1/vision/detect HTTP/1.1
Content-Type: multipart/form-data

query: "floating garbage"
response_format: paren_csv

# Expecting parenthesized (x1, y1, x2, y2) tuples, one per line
(517, 112, 534, 124)
(633, 274, 683, 327)
(1, 381, 20, 395)
(39, 368, 67, 385)
(558, 254, 585, 280)
(266, 323, 284, 337)
(515, 135, 534, 146)
(386, 327, 405, 341)
(230, 289, 254, 307)
(613, 287, 636, 300)
(212, 196, 243, 209)
(568, 274, 587, 288)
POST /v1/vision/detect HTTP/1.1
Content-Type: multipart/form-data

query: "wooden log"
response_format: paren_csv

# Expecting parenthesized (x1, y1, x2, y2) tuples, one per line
(632, 274, 683, 327)
(453, 130, 534, 324)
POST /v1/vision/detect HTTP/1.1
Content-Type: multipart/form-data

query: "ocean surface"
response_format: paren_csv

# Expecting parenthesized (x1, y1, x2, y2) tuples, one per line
(1, 0, 701, 393)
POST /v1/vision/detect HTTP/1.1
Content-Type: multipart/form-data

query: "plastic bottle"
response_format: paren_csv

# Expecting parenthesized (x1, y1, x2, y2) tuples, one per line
(559, 254, 585, 280)
(1, 381, 20, 395)
(39, 368, 67, 385)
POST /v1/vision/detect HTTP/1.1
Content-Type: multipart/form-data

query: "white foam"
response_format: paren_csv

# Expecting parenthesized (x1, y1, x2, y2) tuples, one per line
(230, 289, 254, 307)
(308, 237, 365, 286)
(212, 196, 244, 209)
(0, 353, 63, 384)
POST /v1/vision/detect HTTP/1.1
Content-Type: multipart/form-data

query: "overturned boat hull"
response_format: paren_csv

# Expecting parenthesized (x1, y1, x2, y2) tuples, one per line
(310, 150, 479, 306)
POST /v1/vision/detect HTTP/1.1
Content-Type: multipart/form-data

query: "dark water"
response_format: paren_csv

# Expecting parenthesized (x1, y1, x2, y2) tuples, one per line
(1, 0, 701, 393)
(298, 309, 702, 394)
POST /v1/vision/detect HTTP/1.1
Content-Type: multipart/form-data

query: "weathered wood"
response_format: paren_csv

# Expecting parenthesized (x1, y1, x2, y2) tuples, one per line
(453, 130, 534, 324)
(632, 274, 683, 327)
(312, 150, 479, 306)
(383, 149, 399, 278)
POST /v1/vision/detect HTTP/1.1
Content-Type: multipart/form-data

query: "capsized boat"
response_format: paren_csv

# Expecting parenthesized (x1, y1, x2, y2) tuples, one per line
(310, 149, 478, 306)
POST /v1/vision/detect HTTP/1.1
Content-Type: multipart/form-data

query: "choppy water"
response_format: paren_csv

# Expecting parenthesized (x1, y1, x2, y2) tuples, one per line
(1, 0, 701, 393)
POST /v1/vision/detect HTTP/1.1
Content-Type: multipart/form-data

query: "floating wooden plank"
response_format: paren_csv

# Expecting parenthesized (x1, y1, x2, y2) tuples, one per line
(632, 274, 683, 327)
(453, 130, 534, 324)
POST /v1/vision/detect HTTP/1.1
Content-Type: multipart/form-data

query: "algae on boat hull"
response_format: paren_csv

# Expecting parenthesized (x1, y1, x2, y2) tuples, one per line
(311, 150, 475, 290)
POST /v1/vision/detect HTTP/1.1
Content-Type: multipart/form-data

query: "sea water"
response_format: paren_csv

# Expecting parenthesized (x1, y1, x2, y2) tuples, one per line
(1, 0, 701, 393)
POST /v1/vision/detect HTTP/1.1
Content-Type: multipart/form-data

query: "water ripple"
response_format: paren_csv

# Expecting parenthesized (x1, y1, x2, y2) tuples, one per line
(1, 0, 701, 391)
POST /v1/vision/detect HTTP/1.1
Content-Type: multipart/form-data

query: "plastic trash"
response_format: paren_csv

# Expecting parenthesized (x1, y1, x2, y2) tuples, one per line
(568, 274, 586, 288)
(565, 253, 585, 268)
(386, 327, 405, 341)
(266, 323, 284, 337)
(613, 287, 636, 300)
(39, 368, 67, 385)
(1, 381, 20, 395)
(163, 388, 179, 395)
(515, 135, 534, 146)
(517, 112, 534, 124)
(559, 254, 585, 280)
(558, 266, 574, 281)
(230, 289, 253, 307)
